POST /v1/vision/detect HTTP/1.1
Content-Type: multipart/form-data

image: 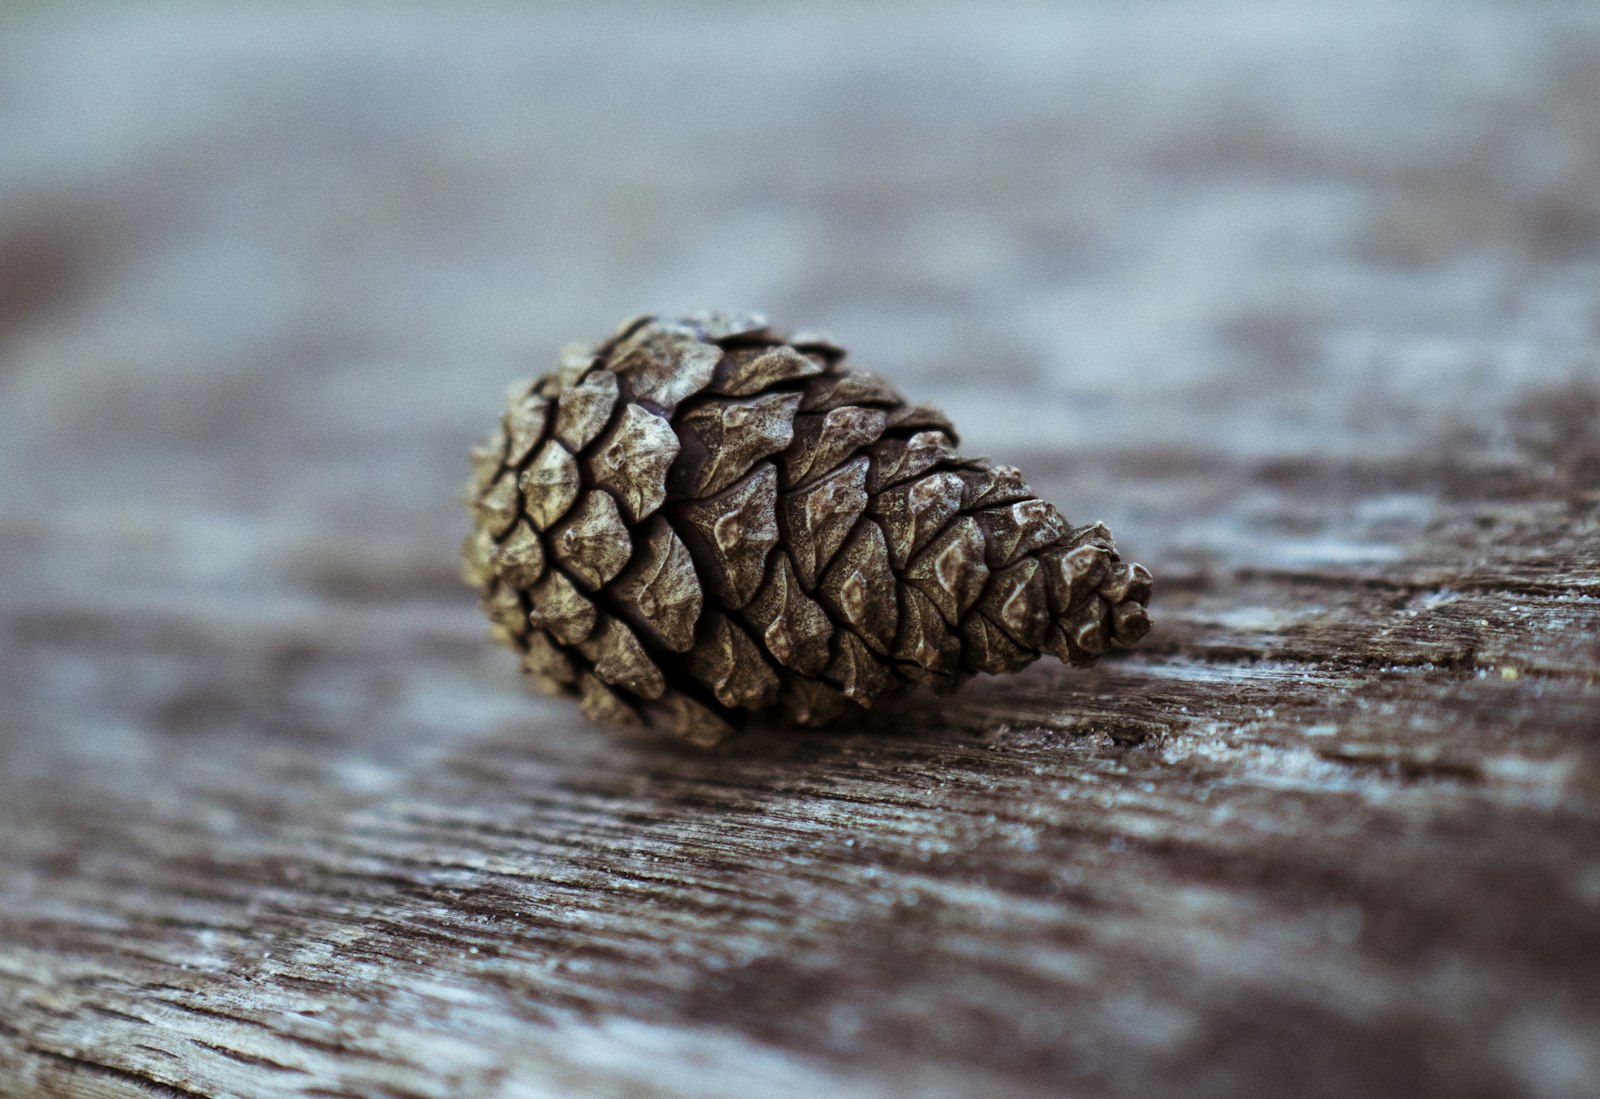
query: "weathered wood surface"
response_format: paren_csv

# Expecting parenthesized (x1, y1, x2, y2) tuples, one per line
(2, 4, 1598, 1097)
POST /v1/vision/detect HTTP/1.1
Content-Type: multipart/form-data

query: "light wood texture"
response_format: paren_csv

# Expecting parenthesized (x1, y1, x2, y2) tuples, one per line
(1, 5, 1597, 1097)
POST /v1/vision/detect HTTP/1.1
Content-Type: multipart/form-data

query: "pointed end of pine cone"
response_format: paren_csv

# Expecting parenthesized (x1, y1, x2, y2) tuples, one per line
(1038, 534, 1153, 666)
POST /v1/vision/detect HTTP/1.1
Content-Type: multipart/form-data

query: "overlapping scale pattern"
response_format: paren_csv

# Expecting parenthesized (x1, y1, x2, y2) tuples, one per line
(464, 313, 1152, 744)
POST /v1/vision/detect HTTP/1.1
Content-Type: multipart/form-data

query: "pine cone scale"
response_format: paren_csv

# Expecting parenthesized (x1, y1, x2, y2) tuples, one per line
(585, 403, 679, 524)
(781, 456, 869, 590)
(673, 462, 781, 610)
(608, 517, 703, 654)
(553, 369, 619, 451)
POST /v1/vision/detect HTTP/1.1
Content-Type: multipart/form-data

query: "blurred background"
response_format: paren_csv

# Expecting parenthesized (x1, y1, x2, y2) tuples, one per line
(3, 0, 1596, 624)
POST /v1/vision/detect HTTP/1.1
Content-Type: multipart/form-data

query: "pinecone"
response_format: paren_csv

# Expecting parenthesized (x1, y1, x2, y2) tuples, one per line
(463, 312, 1152, 745)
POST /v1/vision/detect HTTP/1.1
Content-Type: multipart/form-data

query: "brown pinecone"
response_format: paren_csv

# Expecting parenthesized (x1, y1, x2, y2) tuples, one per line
(463, 312, 1152, 745)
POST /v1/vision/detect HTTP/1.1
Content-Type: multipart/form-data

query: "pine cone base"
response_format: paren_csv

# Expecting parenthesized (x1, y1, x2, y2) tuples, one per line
(464, 313, 1152, 744)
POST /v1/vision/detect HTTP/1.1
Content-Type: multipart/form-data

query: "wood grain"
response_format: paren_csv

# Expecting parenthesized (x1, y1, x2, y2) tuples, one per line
(1, 4, 1597, 1097)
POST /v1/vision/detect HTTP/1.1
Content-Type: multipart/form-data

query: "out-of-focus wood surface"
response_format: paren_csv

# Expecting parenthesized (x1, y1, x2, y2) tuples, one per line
(2, 4, 1598, 1097)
